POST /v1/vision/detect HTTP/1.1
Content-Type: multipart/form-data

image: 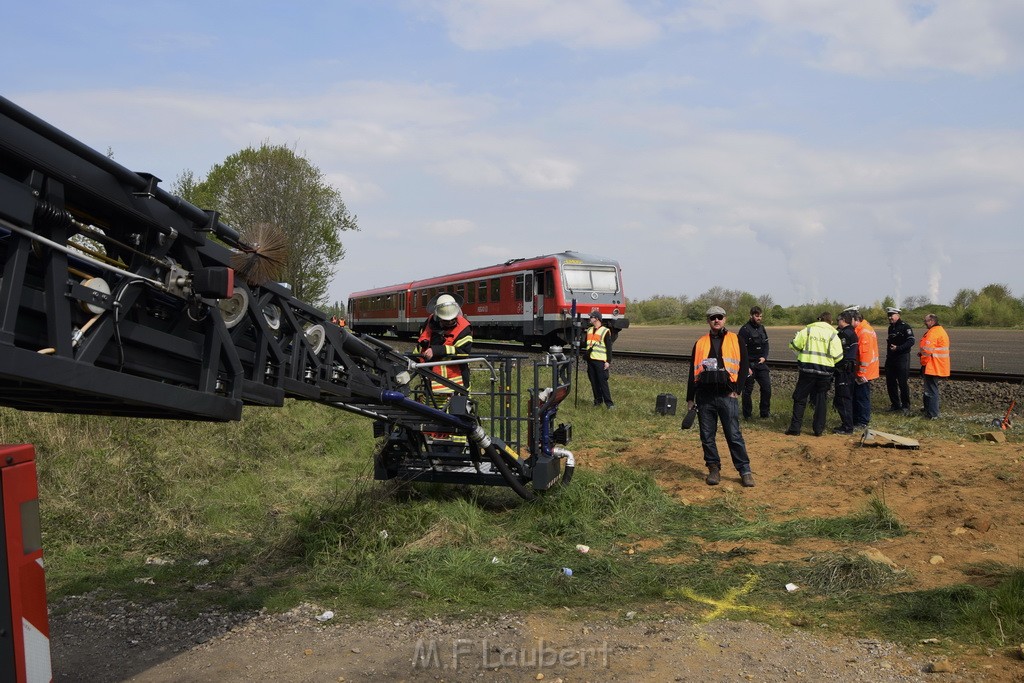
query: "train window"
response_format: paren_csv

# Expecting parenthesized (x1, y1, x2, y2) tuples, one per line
(563, 266, 619, 293)
(514, 274, 525, 302)
(466, 282, 476, 304)
(478, 280, 487, 302)
(490, 278, 500, 302)
(456, 284, 465, 301)
(545, 270, 554, 297)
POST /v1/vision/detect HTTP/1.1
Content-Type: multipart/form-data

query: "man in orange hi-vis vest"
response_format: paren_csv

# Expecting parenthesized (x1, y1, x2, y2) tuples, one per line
(846, 307, 879, 430)
(685, 306, 754, 488)
(919, 313, 950, 419)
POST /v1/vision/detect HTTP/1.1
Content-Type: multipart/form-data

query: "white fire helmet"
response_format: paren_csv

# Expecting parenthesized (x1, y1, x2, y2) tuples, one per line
(435, 294, 461, 321)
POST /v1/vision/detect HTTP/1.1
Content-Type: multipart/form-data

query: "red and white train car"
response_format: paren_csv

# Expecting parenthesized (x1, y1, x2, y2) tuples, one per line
(348, 251, 628, 346)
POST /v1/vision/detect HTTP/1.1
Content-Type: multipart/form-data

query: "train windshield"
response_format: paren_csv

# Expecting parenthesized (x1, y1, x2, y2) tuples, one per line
(563, 265, 619, 293)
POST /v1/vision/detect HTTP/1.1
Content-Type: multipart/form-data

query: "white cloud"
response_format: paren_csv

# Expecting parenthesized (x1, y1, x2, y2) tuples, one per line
(671, 0, 1024, 75)
(429, 0, 661, 49)
(324, 173, 384, 204)
(426, 218, 476, 236)
(509, 158, 578, 190)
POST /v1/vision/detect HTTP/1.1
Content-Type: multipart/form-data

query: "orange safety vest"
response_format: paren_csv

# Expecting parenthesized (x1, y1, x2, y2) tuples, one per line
(693, 332, 741, 384)
(855, 321, 880, 380)
(418, 315, 473, 392)
(920, 325, 950, 377)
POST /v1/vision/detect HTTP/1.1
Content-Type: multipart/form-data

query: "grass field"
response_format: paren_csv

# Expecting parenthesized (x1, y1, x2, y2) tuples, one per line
(5, 369, 1021, 652)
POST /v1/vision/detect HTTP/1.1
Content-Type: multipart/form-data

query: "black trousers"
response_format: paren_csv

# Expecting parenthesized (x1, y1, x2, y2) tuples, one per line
(742, 364, 771, 417)
(587, 359, 613, 406)
(885, 355, 911, 409)
(833, 368, 854, 430)
(788, 371, 832, 436)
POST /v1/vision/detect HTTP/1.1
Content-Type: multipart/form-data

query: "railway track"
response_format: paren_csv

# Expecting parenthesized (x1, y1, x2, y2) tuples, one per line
(470, 341, 1024, 384)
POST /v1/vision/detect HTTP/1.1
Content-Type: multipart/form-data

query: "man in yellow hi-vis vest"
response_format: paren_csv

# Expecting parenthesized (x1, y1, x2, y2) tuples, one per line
(584, 309, 614, 409)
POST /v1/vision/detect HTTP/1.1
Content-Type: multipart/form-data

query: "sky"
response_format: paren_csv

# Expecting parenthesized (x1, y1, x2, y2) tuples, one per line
(4, 0, 1024, 309)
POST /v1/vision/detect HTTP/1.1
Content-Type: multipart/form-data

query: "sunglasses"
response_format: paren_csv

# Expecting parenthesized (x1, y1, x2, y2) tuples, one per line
(707, 314, 724, 321)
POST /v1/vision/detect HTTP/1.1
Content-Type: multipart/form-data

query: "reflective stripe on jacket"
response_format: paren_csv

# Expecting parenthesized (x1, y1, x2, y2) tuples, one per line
(855, 321, 880, 380)
(789, 321, 844, 375)
(693, 333, 741, 384)
(586, 325, 610, 362)
(418, 315, 473, 392)
(920, 325, 950, 377)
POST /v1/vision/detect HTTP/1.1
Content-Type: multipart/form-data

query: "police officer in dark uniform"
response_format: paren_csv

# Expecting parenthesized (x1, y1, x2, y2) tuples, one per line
(832, 310, 859, 434)
(738, 306, 771, 419)
(884, 307, 915, 414)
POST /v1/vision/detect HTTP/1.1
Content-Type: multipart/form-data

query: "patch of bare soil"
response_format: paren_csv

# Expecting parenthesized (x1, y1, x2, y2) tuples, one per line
(611, 429, 1024, 594)
(50, 430, 1024, 682)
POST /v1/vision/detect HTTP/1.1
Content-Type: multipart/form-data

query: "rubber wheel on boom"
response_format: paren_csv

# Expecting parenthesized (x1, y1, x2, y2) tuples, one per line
(486, 445, 535, 501)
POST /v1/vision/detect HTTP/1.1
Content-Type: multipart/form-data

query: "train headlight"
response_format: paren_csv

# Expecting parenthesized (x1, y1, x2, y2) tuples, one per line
(613, 308, 620, 317)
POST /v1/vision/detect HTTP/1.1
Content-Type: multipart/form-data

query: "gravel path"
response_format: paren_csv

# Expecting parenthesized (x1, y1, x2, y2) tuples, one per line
(51, 597, 981, 682)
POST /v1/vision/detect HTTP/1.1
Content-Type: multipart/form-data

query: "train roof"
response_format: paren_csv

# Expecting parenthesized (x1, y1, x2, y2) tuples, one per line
(349, 251, 621, 299)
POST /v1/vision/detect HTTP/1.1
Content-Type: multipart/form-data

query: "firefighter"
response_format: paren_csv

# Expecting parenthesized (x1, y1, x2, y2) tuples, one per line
(884, 307, 914, 414)
(584, 309, 614, 409)
(919, 313, 950, 419)
(418, 294, 473, 399)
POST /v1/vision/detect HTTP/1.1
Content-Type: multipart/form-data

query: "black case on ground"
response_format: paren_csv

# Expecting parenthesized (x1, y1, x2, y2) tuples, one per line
(656, 393, 677, 416)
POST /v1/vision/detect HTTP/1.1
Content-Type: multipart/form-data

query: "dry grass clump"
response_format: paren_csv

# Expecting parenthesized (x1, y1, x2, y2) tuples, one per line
(801, 552, 908, 595)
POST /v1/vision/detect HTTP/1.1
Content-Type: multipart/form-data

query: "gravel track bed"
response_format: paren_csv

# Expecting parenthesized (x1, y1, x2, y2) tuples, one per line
(611, 356, 1021, 415)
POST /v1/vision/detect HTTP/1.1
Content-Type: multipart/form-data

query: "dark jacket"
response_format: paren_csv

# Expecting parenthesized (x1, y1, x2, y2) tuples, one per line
(738, 320, 770, 365)
(837, 325, 859, 372)
(886, 319, 915, 362)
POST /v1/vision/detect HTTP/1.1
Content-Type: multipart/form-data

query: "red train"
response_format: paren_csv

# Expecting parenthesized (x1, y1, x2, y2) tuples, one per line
(348, 251, 629, 346)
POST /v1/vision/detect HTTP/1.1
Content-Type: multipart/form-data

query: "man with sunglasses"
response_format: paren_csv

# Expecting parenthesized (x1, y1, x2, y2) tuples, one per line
(685, 306, 755, 487)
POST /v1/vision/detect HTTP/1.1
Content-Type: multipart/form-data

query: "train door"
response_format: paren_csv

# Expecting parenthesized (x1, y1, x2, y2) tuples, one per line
(532, 269, 546, 338)
(398, 292, 407, 333)
(519, 272, 533, 339)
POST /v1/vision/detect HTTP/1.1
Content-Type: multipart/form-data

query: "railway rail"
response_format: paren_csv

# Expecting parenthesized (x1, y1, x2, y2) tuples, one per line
(470, 341, 1024, 384)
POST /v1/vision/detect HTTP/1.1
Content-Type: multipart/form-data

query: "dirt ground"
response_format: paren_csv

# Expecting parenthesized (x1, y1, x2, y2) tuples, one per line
(50, 428, 1024, 682)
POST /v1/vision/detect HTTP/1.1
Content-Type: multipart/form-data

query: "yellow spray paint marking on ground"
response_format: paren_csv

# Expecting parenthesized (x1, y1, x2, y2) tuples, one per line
(679, 574, 761, 622)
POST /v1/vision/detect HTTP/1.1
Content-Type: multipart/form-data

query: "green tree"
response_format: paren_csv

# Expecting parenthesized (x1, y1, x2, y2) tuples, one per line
(950, 288, 978, 310)
(175, 143, 358, 306)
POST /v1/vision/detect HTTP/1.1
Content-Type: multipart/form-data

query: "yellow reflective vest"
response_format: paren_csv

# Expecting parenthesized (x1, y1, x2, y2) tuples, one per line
(586, 325, 610, 362)
(789, 321, 843, 375)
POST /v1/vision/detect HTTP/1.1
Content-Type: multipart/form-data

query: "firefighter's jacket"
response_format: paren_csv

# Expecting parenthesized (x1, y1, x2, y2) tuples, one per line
(418, 315, 473, 391)
(919, 325, 950, 377)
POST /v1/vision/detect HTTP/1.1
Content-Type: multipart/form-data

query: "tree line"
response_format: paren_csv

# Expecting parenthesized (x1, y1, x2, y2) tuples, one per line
(627, 283, 1024, 328)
